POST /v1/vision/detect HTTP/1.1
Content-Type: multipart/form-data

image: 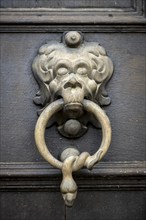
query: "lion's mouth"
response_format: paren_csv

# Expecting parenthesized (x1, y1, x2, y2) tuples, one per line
(54, 87, 86, 118)
(63, 102, 83, 118)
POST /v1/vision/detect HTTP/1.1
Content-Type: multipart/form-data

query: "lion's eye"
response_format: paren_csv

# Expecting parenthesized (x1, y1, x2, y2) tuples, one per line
(57, 67, 68, 75)
(77, 67, 88, 75)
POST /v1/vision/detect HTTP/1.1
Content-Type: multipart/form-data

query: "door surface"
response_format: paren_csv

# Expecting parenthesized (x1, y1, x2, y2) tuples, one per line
(0, 1, 146, 220)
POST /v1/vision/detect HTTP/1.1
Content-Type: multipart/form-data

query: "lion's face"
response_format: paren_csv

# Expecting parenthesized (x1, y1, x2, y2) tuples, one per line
(49, 56, 97, 117)
(32, 31, 113, 137)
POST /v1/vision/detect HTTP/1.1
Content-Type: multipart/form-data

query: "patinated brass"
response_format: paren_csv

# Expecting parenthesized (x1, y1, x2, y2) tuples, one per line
(32, 31, 113, 206)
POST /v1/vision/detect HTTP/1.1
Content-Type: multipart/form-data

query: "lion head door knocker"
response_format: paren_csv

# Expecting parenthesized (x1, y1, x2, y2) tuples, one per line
(32, 31, 113, 206)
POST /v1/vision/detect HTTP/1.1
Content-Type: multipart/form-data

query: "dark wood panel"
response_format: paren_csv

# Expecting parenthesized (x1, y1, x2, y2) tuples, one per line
(66, 191, 146, 220)
(0, 33, 145, 162)
(0, 191, 65, 220)
(1, 11, 145, 25)
(0, 1, 145, 220)
(1, 191, 145, 220)
(0, 0, 134, 9)
(0, 162, 145, 191)
(0, 24, 146, 33)
(0, 1, 145, 25)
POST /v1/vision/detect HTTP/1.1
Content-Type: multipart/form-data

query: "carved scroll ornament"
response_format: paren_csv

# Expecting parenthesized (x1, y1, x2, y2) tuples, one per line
(32, 31, 113, 206)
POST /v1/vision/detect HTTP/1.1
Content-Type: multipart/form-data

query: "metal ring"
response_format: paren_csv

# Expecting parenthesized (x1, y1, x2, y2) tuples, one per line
(35, 99, 64, 169)
(83, 99, 111, 169)
(34, 99, 111, 170)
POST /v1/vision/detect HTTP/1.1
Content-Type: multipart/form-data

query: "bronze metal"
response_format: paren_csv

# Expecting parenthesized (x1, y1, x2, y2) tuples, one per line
(32, 31, 113, 206)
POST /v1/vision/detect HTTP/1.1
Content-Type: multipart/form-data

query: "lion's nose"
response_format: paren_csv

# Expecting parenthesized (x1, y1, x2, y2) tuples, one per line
(64, 75, 82, 89)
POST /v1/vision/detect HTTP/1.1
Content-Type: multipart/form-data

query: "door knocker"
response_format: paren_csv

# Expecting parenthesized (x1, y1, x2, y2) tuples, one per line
(32, 31, 113, 206)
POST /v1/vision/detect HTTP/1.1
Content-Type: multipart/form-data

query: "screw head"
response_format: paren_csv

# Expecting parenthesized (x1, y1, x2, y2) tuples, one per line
(64, 31, 82, 47)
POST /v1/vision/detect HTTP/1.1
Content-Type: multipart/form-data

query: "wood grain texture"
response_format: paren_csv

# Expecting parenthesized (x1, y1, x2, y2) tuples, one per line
(0, 0, 145, 219)
(0, 0, 145, 25)
(66, 191, 146, 220)
(0, 0, 135, 9)
(0, 162, 145, 219)
(0, 1, 146, 219)
(1, 12, 145, 25)
(0, 191, 65, 220)
(0, 24, 146, 33)
(0, 162, 145, 191)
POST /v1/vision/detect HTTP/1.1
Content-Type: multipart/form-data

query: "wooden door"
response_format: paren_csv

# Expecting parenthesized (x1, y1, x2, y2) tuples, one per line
(0, 1, 146, 219)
